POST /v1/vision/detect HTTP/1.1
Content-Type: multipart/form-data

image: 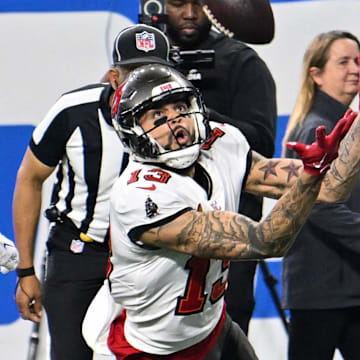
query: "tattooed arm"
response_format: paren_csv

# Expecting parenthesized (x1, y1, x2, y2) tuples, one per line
(245, 114, 360, 202)
(320, 114, 360, 202)
(137, 114, 360, 259)
(139, 171, 322, 259)
(244, 151, 303, 199)
(243, 151, 336, 202)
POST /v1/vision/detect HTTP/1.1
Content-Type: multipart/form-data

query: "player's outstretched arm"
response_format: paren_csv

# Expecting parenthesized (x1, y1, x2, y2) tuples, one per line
(139, 115, 351, 259)
(243, 152, 303, 199)
(320, 112, 360, 202)
(140, 169, 322, 259)
(245, 110, 359, 202)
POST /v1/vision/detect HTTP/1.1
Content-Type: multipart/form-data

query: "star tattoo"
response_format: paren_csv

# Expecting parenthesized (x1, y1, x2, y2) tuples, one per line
(259, 160, 279, 180)
(281, 161, 302, 182)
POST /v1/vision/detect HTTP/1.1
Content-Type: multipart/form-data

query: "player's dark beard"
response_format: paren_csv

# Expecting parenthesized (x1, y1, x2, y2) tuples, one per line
(166, 19, 212, 49)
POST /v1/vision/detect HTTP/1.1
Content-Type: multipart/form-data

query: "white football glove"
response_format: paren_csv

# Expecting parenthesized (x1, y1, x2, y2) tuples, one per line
(0, 233, 19, 274)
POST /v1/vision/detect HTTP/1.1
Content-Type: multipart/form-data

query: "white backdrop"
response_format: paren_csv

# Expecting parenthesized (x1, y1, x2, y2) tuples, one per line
(1, 0, 359, 359)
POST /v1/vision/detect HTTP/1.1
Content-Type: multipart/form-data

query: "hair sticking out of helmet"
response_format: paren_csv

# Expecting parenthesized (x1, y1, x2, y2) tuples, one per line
(112, 64, 210, 169)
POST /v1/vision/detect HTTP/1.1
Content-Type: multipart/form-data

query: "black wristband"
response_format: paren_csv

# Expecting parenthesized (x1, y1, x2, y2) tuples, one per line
(16, 267, 35, 278)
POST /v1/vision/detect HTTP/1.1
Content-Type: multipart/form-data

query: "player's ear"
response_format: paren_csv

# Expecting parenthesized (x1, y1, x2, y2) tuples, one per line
(109, 68, 121, 90)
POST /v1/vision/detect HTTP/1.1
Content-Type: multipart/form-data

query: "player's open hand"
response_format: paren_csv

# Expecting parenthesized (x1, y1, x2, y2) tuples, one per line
(286, 109, 358, 176)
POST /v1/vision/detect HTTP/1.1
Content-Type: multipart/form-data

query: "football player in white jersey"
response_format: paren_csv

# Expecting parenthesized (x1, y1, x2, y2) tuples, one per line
(104, 64, 359, 359)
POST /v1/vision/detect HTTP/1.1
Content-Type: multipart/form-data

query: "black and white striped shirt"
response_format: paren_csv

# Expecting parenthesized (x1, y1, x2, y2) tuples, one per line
(30, 83, 125, 243)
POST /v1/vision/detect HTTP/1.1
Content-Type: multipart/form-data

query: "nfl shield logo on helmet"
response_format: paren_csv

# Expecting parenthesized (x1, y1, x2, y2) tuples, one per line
(136, 31, 156, 53)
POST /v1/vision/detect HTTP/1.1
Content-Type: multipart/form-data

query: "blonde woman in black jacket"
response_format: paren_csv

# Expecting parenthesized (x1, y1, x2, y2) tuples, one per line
(282, 30, 360, 360)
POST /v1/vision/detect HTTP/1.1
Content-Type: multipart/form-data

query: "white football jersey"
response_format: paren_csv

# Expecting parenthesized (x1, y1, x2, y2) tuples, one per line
(109, 122, 250, 354)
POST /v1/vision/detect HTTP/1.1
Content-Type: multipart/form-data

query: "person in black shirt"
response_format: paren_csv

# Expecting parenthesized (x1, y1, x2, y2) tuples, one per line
(13, 24, 172, 360)
(164, 0, 277, 334)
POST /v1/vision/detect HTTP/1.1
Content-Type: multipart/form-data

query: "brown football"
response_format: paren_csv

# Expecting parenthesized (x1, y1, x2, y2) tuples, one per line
(203, 0, 275, 44)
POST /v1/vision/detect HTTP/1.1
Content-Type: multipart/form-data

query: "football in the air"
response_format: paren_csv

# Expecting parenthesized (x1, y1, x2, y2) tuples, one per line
(203, 0, 275, 44)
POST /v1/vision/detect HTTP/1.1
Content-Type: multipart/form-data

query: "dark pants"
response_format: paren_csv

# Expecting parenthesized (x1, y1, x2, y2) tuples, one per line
(224, 261, 257, 335)
(43, 224, 109, 360)
(225, 193, 261, 335)
(205, 313, 258, 360)
(288, 307, 360, 360)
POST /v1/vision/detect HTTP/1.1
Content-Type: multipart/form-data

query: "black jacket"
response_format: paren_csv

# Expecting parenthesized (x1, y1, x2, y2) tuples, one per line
(178, 30, 277, 221)
(282, 89, 360, 309)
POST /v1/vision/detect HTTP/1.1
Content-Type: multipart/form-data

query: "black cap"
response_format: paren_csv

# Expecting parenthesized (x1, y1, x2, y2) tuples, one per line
(112, 24, 171, 66)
